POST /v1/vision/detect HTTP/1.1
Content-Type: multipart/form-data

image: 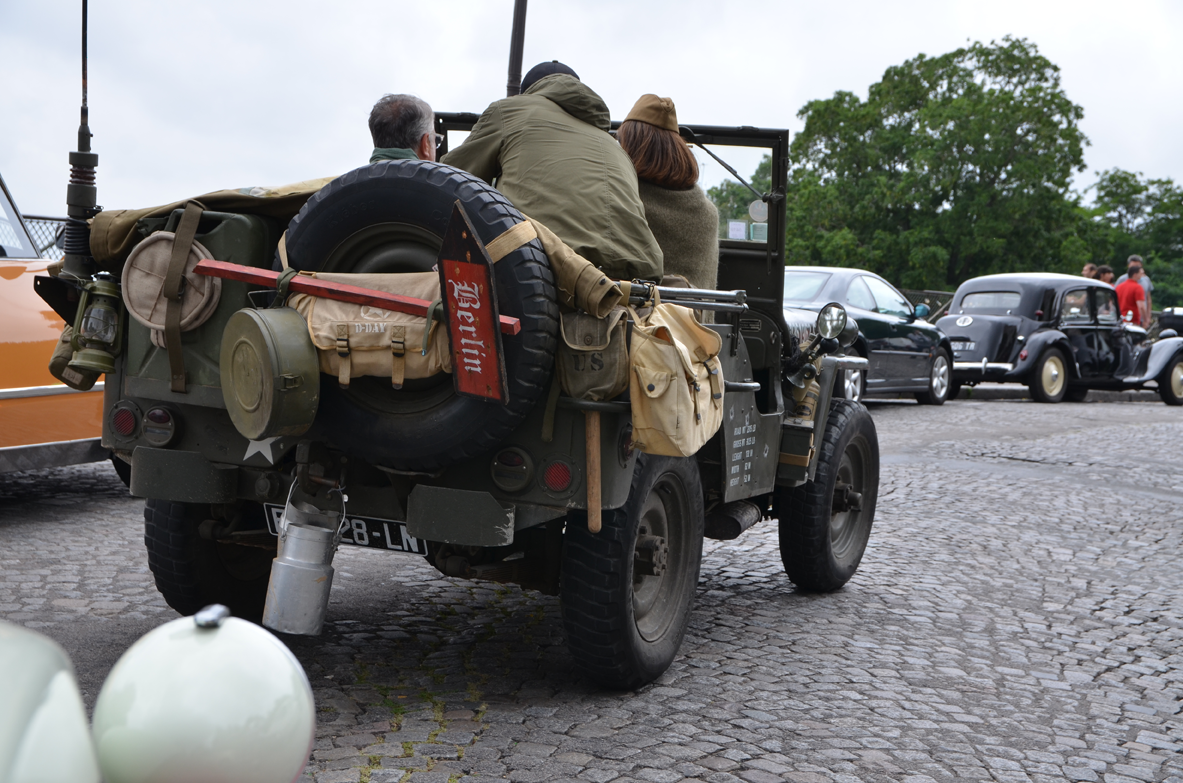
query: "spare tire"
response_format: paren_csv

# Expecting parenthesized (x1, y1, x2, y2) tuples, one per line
(283, 161, 558, 471)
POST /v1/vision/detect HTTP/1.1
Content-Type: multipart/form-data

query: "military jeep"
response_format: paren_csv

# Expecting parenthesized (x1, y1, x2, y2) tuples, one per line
(62, 117, 876, 689)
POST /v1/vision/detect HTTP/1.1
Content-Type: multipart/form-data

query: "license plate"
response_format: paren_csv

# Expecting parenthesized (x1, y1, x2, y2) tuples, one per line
(264, 504, 428, 555)
(951, 340, 976, 352)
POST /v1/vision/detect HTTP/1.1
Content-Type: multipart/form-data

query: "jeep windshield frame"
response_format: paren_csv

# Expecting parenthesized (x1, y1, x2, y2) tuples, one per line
(435, 113, 790, 332)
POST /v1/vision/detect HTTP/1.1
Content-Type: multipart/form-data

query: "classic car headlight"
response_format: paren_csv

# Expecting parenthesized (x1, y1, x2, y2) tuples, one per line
(816, 302, 848, 340)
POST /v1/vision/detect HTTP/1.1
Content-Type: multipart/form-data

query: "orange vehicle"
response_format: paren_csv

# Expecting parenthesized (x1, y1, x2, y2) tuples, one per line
(0, 171, 112, 476)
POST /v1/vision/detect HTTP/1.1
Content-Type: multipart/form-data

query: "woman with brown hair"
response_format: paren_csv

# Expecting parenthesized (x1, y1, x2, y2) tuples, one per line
(617, 95, 719, 291)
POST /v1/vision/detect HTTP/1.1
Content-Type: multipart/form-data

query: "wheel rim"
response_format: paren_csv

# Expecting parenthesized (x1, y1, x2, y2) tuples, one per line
(830, 435, 871, 565)
(930, 355, 949, 399)
(1041, 355, 1065, 397)
(1171, 362, 1183, 398)
(632, 473, 691, 642)
(844, 369, 863, 401)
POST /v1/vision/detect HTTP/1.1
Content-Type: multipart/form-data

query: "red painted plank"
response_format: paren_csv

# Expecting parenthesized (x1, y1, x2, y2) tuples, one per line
(193, 259, 521, 336)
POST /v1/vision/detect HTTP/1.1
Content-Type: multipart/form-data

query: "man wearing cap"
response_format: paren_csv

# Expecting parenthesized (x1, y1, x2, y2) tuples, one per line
(442, 62, 662, 282)
(368, 94, 439, 163)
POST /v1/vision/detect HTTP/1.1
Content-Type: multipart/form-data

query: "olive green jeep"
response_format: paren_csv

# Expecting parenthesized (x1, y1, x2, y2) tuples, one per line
(80, 119, 877, 689)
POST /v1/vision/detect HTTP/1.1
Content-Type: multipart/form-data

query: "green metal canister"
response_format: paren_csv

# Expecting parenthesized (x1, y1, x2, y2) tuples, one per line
(220, 307, 319, 439)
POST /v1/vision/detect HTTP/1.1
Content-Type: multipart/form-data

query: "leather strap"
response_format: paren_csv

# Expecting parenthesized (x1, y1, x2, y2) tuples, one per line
(336, 324, 351, 388)
(391, 326, 406, 389)
(163, 201, 204, 392)
(273, 268, 300, 308)
(485, 220, 538, 263)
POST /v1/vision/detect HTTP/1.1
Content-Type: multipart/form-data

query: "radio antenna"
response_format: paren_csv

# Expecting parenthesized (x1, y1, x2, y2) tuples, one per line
(506, 0, 527, 96)
(62, 0, 99, 279)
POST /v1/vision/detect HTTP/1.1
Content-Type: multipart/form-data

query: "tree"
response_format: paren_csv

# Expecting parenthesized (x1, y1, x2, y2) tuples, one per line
(780, 36, 1089, 290)
(1089, 168, 1183, 308)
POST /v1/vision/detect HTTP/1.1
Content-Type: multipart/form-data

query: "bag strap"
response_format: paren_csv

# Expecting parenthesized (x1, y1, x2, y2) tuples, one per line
(163, 200, 204, 392)
(422, 298, 444, 355)
(335, 323, 351, 388)
(485, 220, 538, 263)
(277, 230, 291, 269)
(390, 325, 406, 389)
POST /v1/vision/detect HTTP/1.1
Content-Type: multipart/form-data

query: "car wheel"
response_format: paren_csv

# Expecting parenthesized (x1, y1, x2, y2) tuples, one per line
(775, 399, 879, 591)
(948, 379, 963, 400)
(1028, 348, 1067, 403)
(1064, 387, 1090, 403)
(834, 365, 865, 402)
(1159, 354, 1183, 406)
(914, 348, 951, 405)
(144, 499, 275, 621)
(560, 454, 704, 689)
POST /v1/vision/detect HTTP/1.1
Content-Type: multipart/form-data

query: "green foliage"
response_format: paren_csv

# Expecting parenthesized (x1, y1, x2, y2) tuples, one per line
(707, 156, 771, 223)
(784, 36, 1088, 290)
(1089, 168, 1183, 307)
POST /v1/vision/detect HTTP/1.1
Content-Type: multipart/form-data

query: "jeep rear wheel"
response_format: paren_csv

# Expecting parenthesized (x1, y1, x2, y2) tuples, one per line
(144, 499, 275, 621)
(560, 454, 704, 689)
(776, 399, 878, 591)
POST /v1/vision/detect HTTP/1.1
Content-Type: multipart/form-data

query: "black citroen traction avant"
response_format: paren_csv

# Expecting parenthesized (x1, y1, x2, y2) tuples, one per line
(936, 272, 1183, 404)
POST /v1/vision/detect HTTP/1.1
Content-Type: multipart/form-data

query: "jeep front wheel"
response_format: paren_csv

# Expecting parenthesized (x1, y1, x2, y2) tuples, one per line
(776, 399, 878, 591)
(144, 499, 275, 621)
(560, 454, 704, 689)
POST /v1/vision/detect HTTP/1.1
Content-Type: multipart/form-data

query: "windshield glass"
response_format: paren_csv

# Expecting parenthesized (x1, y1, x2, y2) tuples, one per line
(960, 291, 1022, 313)
(783, 271, 831, 303)
(0, 185, 37, 258)
(694, 144, 770, 246)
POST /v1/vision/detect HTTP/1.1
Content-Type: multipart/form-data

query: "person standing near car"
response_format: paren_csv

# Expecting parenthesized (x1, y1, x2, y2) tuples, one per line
(1081, 263, 1097, 279)
(1116, 254, 1154, 322)
(1115, 263, 1150, 327)
(368, 94, 438, 163)
(441, 62, 662, 282)
(1097, 265, 1116, 285)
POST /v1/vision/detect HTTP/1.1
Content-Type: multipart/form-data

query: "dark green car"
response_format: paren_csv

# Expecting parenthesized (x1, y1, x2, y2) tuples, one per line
(784, 266, 954, 405)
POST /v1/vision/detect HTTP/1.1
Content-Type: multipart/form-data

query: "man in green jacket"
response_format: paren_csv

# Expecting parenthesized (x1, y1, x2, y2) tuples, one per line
(442, 63, 662, 282)
(369, 94, 439, 163)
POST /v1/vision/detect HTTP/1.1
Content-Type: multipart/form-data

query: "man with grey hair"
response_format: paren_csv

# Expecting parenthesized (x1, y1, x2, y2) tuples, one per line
(1115, 254, 1154, 323)
(368, 94, 439, 163)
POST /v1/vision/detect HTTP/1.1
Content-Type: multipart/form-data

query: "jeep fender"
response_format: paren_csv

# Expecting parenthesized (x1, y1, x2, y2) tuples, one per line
(1009, 330, 1079, 381)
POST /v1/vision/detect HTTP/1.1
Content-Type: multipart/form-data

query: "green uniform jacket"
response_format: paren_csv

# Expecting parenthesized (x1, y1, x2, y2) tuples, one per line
(442, 74, 663, 282)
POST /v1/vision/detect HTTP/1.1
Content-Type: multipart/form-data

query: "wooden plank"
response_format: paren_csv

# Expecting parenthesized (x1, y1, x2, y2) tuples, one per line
(437, 202, 510, 404)
(193, 259, 521, 336)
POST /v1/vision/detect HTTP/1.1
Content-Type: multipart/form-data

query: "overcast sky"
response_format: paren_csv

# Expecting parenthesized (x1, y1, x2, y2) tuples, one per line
(2, 0, 1181, 216)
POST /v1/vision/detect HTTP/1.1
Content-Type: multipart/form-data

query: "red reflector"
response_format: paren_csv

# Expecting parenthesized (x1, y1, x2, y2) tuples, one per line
(146, 408, 171, 424)
(1019, 349, 1028, 361)
(112, 408, 137, 436)
(496, 450, 524, 467)
(542, 461, 572, 492)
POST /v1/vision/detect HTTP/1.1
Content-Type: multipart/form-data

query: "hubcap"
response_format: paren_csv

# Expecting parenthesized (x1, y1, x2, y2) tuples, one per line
(1042, 356, 1065, 397)
(1171, 362, 1183, 398)
(931, 355, 949, 399)
(844, 369, 863, 401)
(829, 436, 870, 564)
(632, 474, 690, 642)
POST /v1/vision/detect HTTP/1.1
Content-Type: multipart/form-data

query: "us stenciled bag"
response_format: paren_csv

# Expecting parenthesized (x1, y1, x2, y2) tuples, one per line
(628, 297, 724, 457)
(288, 271, 451, 389)
(556, 307, 629, 402)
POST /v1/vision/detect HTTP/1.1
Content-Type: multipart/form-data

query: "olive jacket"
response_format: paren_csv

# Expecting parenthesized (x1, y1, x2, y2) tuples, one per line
(637, 181, 719, 291)
(442, 75, 662, 282)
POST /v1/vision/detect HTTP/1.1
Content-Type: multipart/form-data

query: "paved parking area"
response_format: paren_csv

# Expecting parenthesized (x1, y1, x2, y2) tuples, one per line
(2, 400, 1180, 783)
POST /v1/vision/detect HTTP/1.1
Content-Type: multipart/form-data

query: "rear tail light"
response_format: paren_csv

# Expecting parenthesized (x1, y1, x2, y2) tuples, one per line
(143, 407, 179, 447)
(491, 448, 533, 493)
(542, 460, 573, 493)
(109, 403, 140, 438)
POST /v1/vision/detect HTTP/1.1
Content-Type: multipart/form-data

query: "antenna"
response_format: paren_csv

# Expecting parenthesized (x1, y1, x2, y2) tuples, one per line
(61, 0, 99, 279)
(506, 0, 527, 97)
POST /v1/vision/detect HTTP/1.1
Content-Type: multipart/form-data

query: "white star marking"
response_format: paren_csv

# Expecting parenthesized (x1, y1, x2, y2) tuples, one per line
(243, 437, 281, 464)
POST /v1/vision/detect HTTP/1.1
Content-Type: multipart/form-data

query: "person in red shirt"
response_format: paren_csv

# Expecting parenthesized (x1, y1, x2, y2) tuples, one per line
(1115, 264, 1149, 327)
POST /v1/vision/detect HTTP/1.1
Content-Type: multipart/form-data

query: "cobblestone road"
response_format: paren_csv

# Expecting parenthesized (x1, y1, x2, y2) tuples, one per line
(2, 400, 1180, 783)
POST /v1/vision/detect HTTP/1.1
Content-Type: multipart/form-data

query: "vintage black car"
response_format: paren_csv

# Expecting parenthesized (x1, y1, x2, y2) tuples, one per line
(937, 273, 1183, 404)
(784, 266, 953, 404)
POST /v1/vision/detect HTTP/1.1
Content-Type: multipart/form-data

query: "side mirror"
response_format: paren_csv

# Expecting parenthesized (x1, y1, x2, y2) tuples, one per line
(914, 303, 930, 319)
(816, 302, 848, 340)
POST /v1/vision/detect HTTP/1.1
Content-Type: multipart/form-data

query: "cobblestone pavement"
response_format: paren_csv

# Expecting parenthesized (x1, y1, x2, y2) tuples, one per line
(2, 400, 1180, 783)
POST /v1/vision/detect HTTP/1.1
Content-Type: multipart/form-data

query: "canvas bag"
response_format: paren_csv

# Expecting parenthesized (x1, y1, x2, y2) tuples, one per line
(288, 271, 451, 389)
(628, 297, 725, 457)
(556, 307, 629, 402)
